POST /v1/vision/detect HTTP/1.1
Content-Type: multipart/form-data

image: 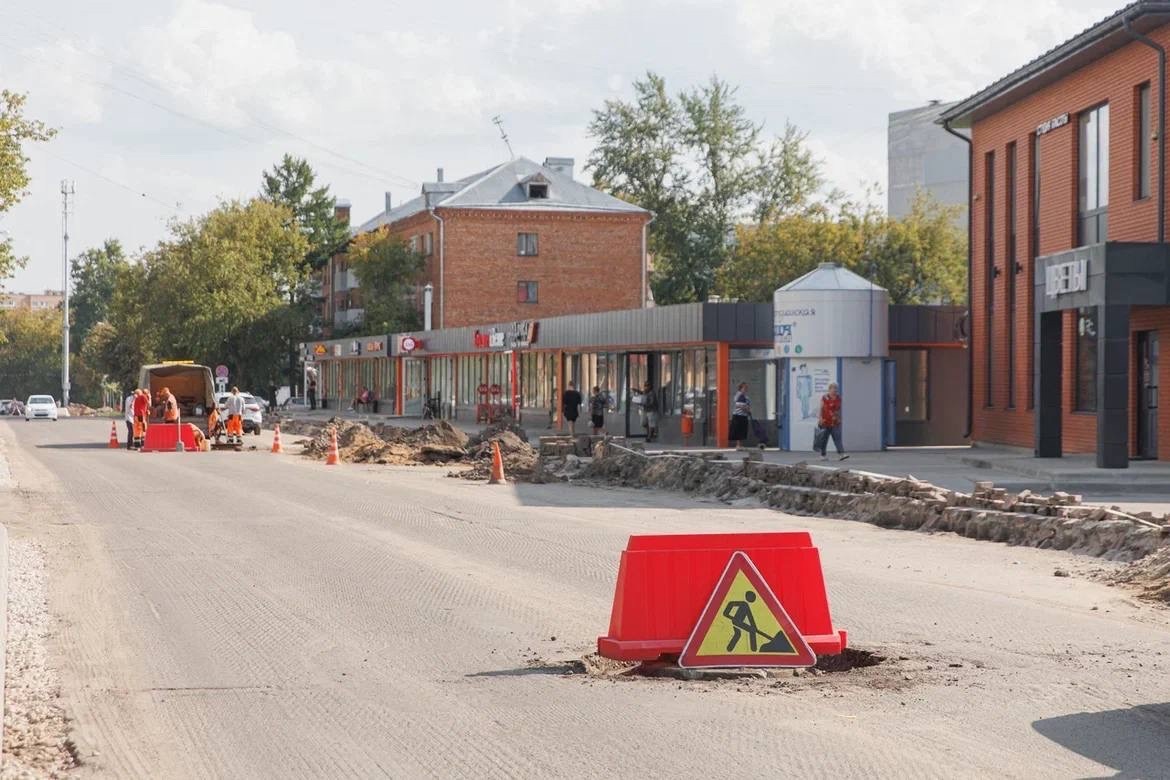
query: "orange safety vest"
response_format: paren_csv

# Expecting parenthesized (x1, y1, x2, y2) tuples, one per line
(163, 395, 179, 423)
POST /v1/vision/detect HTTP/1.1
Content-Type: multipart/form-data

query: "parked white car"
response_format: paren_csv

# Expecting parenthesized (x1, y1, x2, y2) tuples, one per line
(25, 395, 59, 421)
(215, 392, 263, 435)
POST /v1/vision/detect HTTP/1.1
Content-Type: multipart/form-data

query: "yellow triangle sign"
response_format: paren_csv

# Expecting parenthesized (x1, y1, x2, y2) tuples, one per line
(678, 551, 816, 668)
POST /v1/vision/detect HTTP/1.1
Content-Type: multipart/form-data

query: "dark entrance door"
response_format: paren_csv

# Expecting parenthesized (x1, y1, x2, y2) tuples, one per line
(624, 352, 655, 438)
(1137, 331, 1159, 459)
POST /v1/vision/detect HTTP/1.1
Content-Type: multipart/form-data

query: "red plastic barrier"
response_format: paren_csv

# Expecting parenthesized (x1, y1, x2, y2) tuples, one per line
(141, 423, 200, 452)
(598, 532, 846, 661)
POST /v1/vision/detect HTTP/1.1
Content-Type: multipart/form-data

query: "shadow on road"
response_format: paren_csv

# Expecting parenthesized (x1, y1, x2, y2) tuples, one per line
(466, 661, 582, 678)
(1032, 704, 1170, 779)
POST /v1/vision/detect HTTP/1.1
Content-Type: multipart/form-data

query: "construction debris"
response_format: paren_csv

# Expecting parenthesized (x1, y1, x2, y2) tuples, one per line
(454, 431, 538, 481)
(572, 443, 1169, 563)
(1112, 546, 1170, 603)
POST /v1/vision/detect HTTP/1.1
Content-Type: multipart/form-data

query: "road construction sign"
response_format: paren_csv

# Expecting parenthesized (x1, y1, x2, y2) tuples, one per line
(678, 551, 816, 669)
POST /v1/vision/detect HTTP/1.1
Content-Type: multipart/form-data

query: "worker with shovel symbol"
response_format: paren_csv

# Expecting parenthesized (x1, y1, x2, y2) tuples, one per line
(722, 590, 796, 654)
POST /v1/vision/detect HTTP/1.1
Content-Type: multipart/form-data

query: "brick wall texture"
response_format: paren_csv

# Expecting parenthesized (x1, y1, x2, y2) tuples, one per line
(389, 208, 646, 329)
(970, 24, 1170, 458)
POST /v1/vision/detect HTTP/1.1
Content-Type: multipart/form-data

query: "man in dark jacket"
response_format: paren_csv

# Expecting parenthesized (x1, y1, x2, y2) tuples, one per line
(562, 382, 583, 434)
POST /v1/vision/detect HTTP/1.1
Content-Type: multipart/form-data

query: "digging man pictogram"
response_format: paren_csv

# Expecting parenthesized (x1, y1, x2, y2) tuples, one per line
(722, 590, 797, 654)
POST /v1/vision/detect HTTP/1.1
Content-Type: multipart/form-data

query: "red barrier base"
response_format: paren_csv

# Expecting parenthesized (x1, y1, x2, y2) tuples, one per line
(141, 423, 200, 452)
(598, 532, 846, 661)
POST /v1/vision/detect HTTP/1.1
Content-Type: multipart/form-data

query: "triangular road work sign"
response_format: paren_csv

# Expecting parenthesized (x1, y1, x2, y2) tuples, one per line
(678, 551, 816, 669)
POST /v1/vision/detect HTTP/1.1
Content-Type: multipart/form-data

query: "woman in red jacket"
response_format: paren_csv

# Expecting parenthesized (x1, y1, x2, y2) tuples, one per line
(815, 382, 848, 461)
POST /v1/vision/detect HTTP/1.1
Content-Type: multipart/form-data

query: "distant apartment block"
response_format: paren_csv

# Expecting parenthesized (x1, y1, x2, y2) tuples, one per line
(888, 101, 969, 222)
(1, 290, 64, 311)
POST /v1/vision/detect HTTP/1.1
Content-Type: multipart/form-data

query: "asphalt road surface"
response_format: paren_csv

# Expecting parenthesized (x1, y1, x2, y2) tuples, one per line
(3, 418, 1170, 779)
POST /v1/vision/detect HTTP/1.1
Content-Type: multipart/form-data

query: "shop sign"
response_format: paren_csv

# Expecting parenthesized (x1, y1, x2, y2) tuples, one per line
(349, 340, 362, 356)
(401, 336, 420, 353)
(1036, 113, 1069, 136)
(1045, 258, 1088, 298)
(474, 321, 539, 350)
(313, 343, 327, 356)
(331, 344, 342, 356)
(473, 330, 506, 348)
(366, 339, 385, 353)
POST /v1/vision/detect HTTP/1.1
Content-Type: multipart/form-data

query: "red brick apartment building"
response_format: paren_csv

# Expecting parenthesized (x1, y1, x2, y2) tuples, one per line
(941, 1, 1170, 467)
(322, 156, 650, 332)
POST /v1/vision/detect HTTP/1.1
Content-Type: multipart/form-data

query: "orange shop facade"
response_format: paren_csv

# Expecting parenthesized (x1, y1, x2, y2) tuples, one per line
(299, 302, 777, 447)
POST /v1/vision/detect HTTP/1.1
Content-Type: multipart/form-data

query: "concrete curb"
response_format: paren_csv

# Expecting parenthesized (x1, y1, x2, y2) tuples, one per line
(0, 433, 10, 756)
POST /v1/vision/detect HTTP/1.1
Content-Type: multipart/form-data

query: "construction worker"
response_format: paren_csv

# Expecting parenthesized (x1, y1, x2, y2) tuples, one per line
(224, 386, 246, 445)
(131, 388, 150, 448)
(207, 405, 224, 444)
(160, 387, 180, 424)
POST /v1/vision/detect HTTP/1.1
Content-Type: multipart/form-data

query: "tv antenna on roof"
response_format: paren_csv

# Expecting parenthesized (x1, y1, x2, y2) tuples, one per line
(492, 115, 515, 160)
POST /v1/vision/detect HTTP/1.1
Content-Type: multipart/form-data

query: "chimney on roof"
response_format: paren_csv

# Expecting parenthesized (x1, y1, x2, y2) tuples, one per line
(384, 191, 392, 213)
(334, 199, 351, 226)
(543, 157, 574, 180)
(436, 167, 444, 183)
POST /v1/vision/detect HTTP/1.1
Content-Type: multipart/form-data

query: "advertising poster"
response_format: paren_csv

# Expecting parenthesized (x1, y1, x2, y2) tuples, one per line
(787, 357, 836, 452)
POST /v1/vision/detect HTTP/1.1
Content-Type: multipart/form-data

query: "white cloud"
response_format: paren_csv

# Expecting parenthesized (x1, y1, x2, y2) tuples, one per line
(6, 39, 111, 125)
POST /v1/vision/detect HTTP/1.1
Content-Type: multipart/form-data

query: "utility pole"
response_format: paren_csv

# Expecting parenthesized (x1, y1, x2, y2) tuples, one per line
(61, 180, 74, 408)
(492, 116, 514, 160)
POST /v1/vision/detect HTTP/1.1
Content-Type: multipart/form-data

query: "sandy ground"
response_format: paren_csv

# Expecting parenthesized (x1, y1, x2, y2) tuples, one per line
(1, 417, 1169, 779)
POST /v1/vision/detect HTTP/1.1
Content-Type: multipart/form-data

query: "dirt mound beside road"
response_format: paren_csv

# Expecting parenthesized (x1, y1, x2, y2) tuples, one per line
(300, 418, 472, 465)
(1112, 546, 1170, 603)
(454, 430, 539, 481)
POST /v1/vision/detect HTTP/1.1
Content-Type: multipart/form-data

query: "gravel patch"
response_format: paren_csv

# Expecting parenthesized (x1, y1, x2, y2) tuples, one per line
(2, 539, 77, 778)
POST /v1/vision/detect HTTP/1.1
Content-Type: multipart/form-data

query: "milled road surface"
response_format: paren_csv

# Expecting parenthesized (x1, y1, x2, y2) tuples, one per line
(2, 418, 1170, 779)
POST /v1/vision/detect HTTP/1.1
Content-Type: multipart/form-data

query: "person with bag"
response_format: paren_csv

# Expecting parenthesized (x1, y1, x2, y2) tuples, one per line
(815, 382, 848, 461)
(730, 382, 750, 450)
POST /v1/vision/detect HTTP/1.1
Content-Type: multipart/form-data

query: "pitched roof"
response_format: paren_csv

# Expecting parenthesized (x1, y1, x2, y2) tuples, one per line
(779, 263, 885, 292)
(939, 1, 1170, 127)
(353, 157, 646, 234)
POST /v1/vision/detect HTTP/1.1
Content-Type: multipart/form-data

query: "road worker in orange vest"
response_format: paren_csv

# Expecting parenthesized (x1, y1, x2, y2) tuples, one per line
(224, 386, 246, 445)
(160, 387, 180, 424)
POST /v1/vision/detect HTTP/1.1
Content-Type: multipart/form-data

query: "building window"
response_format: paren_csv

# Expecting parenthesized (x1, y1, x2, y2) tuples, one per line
(409, 235, 419, 252)
(1075, 307, 1098, 412)
(894, 349, 929, 422)
(517, 233, 538, 256)
(1137, 83, 1151, 200)
(1006, 142, 1017, 409)
(984, 150, 995, 407)
(516, 281, 538, 303)
(1078, 103, 1109, 245)
(527, 182, 549, 199)
(424, 232, 434, 256)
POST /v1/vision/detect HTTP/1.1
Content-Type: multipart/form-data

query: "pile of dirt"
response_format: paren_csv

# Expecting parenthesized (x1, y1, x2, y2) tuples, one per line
(67, 403, 101, 416)
(468, 415, 528, 446)
(453, 430, 539, 481)
(299, 418, 473, 466)
(1112, 546, 1170, 603)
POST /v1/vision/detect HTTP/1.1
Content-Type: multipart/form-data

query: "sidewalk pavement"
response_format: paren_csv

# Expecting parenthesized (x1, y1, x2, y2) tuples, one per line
(273, 406, 1170, 510)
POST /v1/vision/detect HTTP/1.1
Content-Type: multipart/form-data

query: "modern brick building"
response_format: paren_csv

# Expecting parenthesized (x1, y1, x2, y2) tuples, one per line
(322, 156, 650, 333)
(940, 1, 1170, 467)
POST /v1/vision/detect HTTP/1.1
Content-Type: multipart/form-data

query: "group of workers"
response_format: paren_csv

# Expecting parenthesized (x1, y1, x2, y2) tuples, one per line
(122, 386, 247, 449)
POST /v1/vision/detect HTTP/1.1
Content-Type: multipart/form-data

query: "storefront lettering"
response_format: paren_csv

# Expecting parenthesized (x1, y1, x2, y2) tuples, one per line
(349, 340, 362, 355)
(774, 322, 795, 342)
(474, 323, 536, 349)
(1036, 113, 1069, 136)
(366, 340, 385, 352)
(1045, 258, 1088, 298)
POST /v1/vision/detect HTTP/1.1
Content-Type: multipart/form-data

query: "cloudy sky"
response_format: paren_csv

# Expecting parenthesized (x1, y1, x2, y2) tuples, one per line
(2, 0, 1118, 292)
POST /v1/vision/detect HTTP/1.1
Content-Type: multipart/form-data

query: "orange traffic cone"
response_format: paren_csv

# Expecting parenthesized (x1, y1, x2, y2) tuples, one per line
(325, 427, 340, 466)
(108, 421, 120, 449)
(488, 440, 505, 484)
(271, 424, 284, 454)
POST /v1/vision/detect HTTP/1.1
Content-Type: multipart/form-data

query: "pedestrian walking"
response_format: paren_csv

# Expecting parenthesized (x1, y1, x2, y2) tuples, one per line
(562, 382, 583, 435)
(730, 382, 751, 449)
(123, 389, 136, 450)
(589, 386, 607, 435)
(815, 382, 848, 461)
(308, 375, 318, 411)
(641, 381, 659, 442)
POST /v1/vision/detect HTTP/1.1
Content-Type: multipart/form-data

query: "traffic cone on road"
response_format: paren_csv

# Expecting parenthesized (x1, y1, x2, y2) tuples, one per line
(325, 427, 340, 466)
(271, 424, 284, 454)
(108, 421, 120, 449)
(488, 440, 506, 484)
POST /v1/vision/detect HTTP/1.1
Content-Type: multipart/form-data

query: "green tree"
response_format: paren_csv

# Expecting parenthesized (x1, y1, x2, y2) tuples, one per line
(347, 230, 424, 336)
(260, 154, 349, 271)
(70, 239, 128, 351)
(587, 73, 823, 304)
(716, 192, 967, 305)
(0, 309, 61, 400)
(101, 263, 155, 390)
(0, 90, 56, 287)
(114, 199, 309, 389)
